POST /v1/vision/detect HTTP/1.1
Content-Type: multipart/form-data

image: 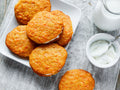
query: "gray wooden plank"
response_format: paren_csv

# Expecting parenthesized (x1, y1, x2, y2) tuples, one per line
(0, 0, 11, 64)
(0, 0, 120, 90)
(116, 71, 120, 90)
(0, 0, 7, 66)
(0, 0, 6, 25)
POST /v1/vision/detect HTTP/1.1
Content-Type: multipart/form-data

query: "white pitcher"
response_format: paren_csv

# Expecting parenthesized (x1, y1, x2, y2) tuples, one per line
(93, 0, 120, 31)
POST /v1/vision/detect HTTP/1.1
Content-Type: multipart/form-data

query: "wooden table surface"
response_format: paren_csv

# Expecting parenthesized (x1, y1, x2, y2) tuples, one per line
(0, 0, 120, 90)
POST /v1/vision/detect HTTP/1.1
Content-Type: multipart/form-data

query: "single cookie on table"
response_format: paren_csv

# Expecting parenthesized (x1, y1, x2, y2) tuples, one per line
(6, 25, 36, 58)
(27, 11, 63, 44)
(59, 69, 95, 90)
(29, 43, 67, 77)
(51, 10, 73, 46)
(14, 0, 51, 25)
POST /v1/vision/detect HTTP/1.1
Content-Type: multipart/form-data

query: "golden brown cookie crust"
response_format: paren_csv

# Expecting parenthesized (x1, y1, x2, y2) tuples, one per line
(27, 11, 63, 44)
(29, 43, 67, 77)
(59, 69, 95, 90)
(6, 25, 36, 57)
(51, 10, 73, 46)
(15, 0, 51, 25)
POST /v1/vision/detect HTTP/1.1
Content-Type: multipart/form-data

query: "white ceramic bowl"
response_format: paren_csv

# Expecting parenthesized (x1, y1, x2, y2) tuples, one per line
(86, 33, 120, 68)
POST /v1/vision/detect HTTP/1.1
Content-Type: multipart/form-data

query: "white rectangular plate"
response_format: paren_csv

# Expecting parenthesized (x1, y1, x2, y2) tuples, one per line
(0, 0, 81, 67)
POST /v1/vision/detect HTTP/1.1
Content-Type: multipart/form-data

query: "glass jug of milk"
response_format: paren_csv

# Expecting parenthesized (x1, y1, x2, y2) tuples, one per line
(93, 0, 120, 31)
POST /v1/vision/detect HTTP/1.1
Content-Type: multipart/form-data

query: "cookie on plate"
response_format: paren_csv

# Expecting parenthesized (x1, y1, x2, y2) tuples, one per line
(6, 25, 36, 57)
(59, 69, 95, 90)
(51, 10, 73, 46)
(29, 43, 67, 77)
(15, 0, 51, 25)
(27, 11, 63, 44)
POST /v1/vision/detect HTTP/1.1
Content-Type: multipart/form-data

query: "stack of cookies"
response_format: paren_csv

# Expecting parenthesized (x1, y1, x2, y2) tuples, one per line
(5, 0, 95, 89)
(6, 0, 73, 76)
